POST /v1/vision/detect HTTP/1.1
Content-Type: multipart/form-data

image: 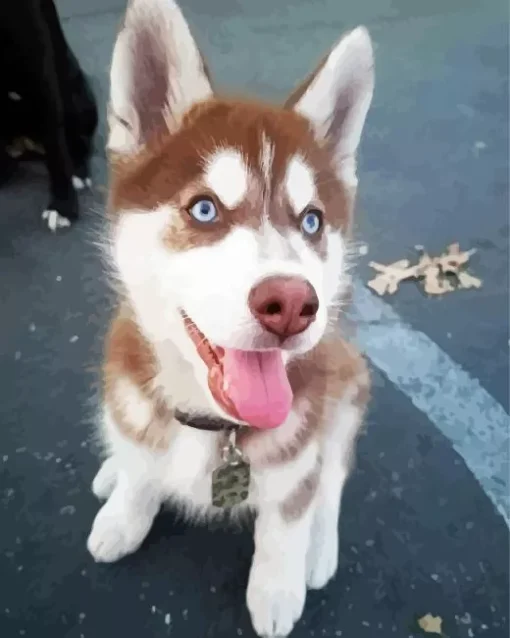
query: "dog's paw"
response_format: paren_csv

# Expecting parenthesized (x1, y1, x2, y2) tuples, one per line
(87, 516, 134, 563)
(72, 175, 92, 190)
(87, 502, 153, 563)
(92, 457, 118, 500)
(42, 209, 72, 232)
(306, 531, 338, 590)
(43, 189, 79, 231)
(247, 563, 306, 637)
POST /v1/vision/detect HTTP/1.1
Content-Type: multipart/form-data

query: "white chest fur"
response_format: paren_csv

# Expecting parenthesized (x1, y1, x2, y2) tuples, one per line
(102, 402, 318, 517)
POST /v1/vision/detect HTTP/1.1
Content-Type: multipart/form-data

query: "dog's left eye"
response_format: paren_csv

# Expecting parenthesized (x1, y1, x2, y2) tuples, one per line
(301, 209, 322, 235)
(189, 198, 218, 223)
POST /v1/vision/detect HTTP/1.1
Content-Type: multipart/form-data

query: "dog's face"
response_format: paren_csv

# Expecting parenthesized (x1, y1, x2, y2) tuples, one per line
(107, 0, 374, 428)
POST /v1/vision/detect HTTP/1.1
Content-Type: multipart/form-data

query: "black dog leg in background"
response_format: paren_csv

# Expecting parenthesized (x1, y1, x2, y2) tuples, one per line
(41, 0, 99, 188)
(0, 1, 79, 230)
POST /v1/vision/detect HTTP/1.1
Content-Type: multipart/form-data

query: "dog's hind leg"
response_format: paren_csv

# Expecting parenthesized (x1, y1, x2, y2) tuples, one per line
(88, 460, 161, 563)
(92, 456, 118, 501)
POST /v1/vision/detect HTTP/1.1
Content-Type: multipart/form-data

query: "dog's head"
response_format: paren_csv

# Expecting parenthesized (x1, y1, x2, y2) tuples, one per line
(107, 0, 374, 429)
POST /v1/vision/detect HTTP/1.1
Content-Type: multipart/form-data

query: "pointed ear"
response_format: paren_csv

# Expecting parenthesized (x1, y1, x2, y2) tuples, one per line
(286, 27, 374, 200)
(108, 0, 213, 154)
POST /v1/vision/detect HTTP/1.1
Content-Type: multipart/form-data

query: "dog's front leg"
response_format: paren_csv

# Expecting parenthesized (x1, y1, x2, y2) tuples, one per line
(87, 402, 167, 563)
(247, 445, 320, 638)
(306, 391, 367, 590)
(87, 454, 161, 564)
(19, 4, 78, 230)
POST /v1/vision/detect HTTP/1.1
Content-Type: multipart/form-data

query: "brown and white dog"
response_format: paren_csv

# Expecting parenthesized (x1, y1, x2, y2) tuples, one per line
(87, 1, 374, 636)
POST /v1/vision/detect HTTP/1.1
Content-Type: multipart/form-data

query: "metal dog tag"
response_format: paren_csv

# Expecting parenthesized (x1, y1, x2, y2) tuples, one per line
(212, 430, 250, 509)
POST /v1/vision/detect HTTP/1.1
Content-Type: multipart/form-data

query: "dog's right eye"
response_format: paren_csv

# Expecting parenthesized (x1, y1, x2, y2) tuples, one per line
(189, 198, 218, 223)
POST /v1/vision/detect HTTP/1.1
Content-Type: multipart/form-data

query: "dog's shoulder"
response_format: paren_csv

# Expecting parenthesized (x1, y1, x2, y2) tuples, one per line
(103, 302, 159, 393)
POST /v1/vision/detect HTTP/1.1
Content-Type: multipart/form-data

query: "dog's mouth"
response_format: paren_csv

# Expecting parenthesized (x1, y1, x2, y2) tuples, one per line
(181, 312, 293, 429)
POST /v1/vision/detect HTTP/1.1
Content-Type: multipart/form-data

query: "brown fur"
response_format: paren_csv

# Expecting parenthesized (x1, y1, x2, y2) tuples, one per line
(279, 458, 322, 522)
(103, 306, 173, 449)
(107, 99, 350, 257)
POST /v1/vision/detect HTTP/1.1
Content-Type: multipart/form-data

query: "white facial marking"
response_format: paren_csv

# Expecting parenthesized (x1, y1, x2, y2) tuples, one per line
(204, 149, 249, 208)
(260, 133, 274, 191)
(285, 156, 316, 215)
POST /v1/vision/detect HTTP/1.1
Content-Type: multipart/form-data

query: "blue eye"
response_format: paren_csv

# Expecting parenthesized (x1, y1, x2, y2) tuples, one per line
(189, 198, 218, 223)
(301, 209, 322, 235)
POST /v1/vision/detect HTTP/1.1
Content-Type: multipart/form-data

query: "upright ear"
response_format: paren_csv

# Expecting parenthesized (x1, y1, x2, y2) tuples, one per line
(286, 27, 374, 200)
(108, 0, 213, 154)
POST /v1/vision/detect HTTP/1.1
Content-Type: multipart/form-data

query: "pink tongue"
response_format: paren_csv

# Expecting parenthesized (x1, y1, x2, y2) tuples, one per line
(223, 349, 293, 429)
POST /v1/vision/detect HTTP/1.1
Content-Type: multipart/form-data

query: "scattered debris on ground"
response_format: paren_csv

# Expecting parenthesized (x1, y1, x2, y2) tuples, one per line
(417, 613, 444, 635)
(358, 242, 369, 256)
(367, 243, 482, 297)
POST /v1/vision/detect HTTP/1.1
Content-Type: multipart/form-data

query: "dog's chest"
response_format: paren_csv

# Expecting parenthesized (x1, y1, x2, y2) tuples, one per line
(157, 406, 309, 512)
(158, 425, 221, 507)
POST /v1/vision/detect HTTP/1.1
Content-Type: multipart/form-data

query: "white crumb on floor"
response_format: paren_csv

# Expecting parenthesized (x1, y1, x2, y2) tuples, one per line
(70, 335, 79, 343)
(164, 613, 171, 625)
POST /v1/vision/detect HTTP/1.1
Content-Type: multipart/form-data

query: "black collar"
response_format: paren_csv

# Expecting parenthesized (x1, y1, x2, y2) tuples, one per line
(174, 408, 241, 432)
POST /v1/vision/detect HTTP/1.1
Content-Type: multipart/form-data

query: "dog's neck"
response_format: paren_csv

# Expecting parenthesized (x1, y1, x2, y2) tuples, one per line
(173, 408, 243, 432)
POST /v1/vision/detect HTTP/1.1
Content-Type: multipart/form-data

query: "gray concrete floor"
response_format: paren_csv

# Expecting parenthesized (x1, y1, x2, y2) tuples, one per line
(0, 1, 508, 637)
